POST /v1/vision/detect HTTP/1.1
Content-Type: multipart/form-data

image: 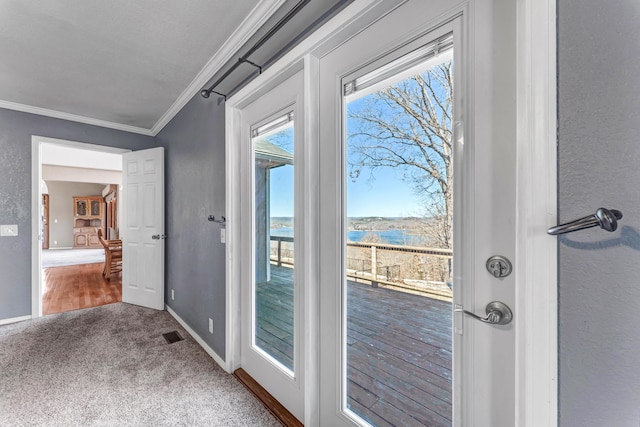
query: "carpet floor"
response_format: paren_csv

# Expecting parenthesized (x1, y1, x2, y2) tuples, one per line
(42, 249, 105, 268)
(0, 303, 280, 427)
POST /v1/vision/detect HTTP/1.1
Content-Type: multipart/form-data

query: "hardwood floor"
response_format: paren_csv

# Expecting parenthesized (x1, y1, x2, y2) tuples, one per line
(42, 263, 122, 315)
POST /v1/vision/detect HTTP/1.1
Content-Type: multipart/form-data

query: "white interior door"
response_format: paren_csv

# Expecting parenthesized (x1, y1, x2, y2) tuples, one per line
(121, 147, 165, 311)
(238, 71, 305, 421)
(318, 2, 517, 426)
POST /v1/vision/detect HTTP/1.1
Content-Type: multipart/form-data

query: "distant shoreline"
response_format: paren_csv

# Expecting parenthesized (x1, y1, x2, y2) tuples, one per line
(270, 226, 430, 246)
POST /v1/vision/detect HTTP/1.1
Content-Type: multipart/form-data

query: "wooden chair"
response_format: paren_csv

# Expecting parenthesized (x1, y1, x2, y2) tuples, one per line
(97, 229, 122, 280)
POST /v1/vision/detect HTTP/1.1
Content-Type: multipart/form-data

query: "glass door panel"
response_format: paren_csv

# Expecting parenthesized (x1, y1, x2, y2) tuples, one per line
(238, 69, 304, 421)
(252, 113, 295, 374)
(343, 51, 454, 427)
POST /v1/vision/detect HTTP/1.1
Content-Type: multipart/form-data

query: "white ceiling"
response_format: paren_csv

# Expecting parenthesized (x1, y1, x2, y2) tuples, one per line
(0, 0, 284, 135)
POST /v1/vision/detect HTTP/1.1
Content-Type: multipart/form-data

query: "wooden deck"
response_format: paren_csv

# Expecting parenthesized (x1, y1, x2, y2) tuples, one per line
(256, 265, 452, 427)
(255, 267, 295, 371)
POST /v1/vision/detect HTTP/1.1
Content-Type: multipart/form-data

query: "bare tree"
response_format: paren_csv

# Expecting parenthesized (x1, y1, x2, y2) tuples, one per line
(348, 60, 453, 249)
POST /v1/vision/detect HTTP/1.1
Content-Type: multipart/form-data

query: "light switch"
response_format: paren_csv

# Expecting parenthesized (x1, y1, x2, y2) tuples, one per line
(0, 225, 18, 236)
(220, 228, 226, 244)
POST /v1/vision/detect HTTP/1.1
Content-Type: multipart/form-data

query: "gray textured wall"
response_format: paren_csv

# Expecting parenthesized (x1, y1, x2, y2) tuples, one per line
(46, 181, 106, 248)
(156, 94, 227, 357)
(0, 107, 154, 320)
(558, 1, 640, 425)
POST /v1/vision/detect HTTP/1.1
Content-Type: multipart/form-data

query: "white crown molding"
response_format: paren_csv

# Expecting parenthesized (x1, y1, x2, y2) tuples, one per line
(149, 0, 287, 136)
(0, 99, 154, 136)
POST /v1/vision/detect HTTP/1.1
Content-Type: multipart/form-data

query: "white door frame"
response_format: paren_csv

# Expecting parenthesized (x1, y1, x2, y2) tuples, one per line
(31, 135, 129, 318)
(514, 0, 558, 425)
(226, 0, 556, 426)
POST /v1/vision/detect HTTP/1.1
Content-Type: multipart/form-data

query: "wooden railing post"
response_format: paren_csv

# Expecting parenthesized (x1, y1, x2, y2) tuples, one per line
(277, 238, 282, 266)
(371, 245, 378, 288)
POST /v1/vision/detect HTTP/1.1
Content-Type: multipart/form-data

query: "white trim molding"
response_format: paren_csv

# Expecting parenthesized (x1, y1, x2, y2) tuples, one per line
(225, 105, 242, 375)
(0, 99, 154, 136)
(515, 0, 558, 426)
(31, 137, 43, 319)
(0, 315, 32, 326)
(302, 53, 321, 427)
(166, 305, 227, 372)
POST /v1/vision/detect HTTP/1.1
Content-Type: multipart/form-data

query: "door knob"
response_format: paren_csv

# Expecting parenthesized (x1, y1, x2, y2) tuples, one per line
(455, 301, 513, 325)
(152, 234, 167, 240)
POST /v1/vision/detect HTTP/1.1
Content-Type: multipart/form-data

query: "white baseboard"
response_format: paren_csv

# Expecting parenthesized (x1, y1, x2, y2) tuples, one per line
(166, 305, 228, 372)
(0, 315, 32, 326)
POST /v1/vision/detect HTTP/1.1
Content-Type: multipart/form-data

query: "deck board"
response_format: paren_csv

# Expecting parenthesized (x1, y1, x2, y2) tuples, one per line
(256, 265, 452, 426)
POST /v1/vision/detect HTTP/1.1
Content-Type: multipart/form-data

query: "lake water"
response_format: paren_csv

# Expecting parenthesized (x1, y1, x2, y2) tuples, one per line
(270, 227, 426, 246)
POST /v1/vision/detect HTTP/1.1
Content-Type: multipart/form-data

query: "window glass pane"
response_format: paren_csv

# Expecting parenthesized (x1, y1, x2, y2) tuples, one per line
(253, 119, 295, 374)
(344, 57, 454, 426)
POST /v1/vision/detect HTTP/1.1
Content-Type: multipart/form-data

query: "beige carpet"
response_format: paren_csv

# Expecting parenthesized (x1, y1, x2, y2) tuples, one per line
(0, 303, 280, 426)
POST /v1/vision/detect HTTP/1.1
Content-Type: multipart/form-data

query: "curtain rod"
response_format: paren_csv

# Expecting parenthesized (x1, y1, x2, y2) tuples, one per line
(201, 0, 311, 100)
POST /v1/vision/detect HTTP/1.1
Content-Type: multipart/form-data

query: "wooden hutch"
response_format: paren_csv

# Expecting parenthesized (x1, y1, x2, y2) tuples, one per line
(73, 196, 104, 248)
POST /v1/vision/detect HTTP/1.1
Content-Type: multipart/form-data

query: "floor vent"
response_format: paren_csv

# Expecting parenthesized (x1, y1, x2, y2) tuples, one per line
(162, 331, 184, 344)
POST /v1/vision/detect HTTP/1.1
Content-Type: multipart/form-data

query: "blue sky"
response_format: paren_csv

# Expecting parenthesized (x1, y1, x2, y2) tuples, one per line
(344, 93, 426, 217)
(269, 165, 294, 217)
(265, 124, 422, 218)
(268, 160, 421, 217)
(264, 66, 450, 218)
(345, 167, 422, 217)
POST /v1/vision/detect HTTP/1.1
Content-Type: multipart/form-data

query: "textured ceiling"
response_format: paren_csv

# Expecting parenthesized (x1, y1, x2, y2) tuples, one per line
(0, 0, 278, 133)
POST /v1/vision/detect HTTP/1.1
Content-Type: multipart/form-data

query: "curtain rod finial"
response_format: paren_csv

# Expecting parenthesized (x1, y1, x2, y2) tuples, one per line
(201, 89, 210, 98)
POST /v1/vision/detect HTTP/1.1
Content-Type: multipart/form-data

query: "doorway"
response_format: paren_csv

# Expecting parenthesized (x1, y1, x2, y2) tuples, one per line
(31, 136, 129, 318)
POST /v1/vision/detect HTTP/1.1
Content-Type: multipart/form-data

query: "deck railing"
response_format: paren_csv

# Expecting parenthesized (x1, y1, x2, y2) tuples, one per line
(269, 235, 453, 301)
(270, 235, 294, 266)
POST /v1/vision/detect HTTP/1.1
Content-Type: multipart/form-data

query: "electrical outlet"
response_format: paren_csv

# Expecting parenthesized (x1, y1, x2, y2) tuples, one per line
(171, 289, 175, 300)
(209, 318, 213, 334)
(0, 225, 18, 236)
